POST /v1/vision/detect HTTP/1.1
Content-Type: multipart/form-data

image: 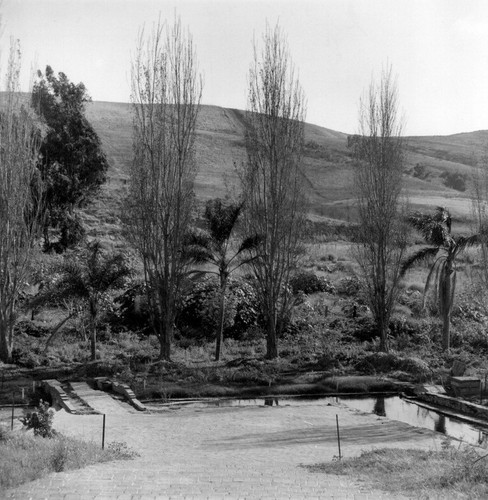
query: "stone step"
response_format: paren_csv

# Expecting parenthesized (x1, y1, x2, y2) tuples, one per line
(41, 379, 80, 414)
(60, 382, 97, 414)
(68, 382, 133, 415)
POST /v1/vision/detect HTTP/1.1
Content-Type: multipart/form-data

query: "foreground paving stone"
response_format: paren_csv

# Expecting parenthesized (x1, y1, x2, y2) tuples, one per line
(4, 400, 441, 499)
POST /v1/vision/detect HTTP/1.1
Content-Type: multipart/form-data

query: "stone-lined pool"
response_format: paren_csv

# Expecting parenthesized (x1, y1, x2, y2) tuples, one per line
(148, 394, 488, 447)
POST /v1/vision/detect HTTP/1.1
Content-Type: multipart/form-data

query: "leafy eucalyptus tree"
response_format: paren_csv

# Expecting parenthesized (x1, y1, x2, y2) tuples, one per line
(401, 207, 479, 351)
(241, 23, 306, 359)
(124, 17, 202, 360)
(32, 66, 108, 252)
(186, 198, 261, 361)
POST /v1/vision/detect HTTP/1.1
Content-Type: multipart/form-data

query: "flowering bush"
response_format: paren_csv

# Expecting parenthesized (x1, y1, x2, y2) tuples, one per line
(21, 400, 56, 438)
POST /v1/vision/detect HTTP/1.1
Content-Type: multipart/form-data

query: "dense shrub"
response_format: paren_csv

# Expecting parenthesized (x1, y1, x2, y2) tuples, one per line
(230, 279, 261, 338)
(11, 345, 43, 369)
(451, 322, 488, 352)
(355, 351, 431, 380)
(337, 276, 362, 297)
(177, 276, 234, 341)
(412, 162, 428, 179)
(388, 316, 432, 344)
(338, 312, 431, 346)
(14, 321, 51, 338)
(397, 289, 423, 315)
(315, 341, 365, 372)
(347, 316, 377, 342)
(441, 171, 467, 192)
(176, 276, 260, 341)
(113, 281, 151, 333)
(454, 296, 488, 324)
(289, 271, 336, 295)
(281, 298, 330, 340)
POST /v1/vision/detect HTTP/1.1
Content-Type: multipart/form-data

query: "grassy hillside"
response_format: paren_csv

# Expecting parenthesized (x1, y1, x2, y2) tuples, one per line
(83, 100, 487, 240)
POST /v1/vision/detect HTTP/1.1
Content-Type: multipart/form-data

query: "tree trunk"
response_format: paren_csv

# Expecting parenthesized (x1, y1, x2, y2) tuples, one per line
(158, 313, 172, 361)
(44, 313, 76, 354)
(378, 314, 389, 353)
(159, 331, 171, 360)
(215, 275, 228, 362)
(215, 299, 225, 361)
(266, 307, 278, 359)
(90, 324, 97, 361)
(89, 302, 98, 361)
(0, 320, 13, 363)
(373, 397, 386, 417)
(442, 310, 451, 351)
(441, 267, 452, 352)
(266, 326, 278, 359)
(43, 222, 51, 252)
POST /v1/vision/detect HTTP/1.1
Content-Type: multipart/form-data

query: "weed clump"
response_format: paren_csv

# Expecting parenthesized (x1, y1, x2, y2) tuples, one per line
(289, 271, 336, 295)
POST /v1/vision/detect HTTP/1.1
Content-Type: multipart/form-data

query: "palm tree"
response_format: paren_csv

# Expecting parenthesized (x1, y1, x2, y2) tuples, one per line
(186, 199, 261, 361)
(401, 207, 479, 351)
(34, 241, 132, 360)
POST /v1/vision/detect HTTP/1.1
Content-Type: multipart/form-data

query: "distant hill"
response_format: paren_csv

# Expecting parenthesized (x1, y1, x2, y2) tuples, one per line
(85, 100, 487, 235)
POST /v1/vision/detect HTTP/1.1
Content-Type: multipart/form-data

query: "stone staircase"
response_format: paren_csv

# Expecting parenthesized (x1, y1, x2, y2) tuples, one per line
(69, 381, 132, 415)
(42, 379, 146, 415)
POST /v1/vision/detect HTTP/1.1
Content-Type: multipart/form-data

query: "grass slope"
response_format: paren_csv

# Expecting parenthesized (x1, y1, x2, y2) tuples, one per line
(81, 100, 488, 239)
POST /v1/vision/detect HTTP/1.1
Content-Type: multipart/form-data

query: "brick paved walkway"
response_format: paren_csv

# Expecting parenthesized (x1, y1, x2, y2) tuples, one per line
(4, 400, 442, 499)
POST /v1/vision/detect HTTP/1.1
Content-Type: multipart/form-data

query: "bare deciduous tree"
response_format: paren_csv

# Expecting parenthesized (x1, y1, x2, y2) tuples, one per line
(350, 66, 407, 352)
(123, 17, 202, 360)
(472, 147, 488, 285)
(241, 23, 306, 359)
(0, 40, 42, 362)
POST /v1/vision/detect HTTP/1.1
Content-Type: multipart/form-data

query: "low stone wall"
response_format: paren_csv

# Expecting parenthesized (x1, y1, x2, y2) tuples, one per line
(111, 381, 146, 411)
(419, 392, 488, 421)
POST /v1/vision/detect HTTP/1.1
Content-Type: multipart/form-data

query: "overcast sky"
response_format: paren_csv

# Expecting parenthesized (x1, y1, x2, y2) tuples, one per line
(3, 0, 488, 136)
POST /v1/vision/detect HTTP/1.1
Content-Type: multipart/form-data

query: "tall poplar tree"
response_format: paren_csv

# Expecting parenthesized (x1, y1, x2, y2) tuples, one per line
(124, 17, 202, 360)
(241, 23, 306, 359)
(350, 66, 407, 352)
(0, 40, 42, 362)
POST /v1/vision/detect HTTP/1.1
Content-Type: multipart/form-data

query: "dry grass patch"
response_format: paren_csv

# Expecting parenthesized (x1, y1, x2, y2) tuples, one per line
(307, 444, 488, 499)
(0, 427, 138, 492)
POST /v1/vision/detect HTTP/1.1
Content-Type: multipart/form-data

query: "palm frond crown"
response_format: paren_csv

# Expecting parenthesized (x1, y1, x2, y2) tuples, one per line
(407, 207, 453, 247)
(400, 246, 439, 276)
(204, 199, 243, 246)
